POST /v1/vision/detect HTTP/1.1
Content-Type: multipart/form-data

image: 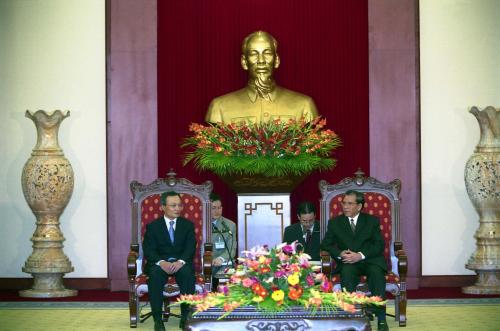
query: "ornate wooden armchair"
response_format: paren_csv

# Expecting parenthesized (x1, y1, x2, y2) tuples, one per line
(127, 170, 214, 328)
(319, 169, 407, 326)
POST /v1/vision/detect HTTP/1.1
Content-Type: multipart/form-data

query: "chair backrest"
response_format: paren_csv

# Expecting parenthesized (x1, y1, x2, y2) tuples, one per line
(130, 170, 213, 273)
(319, 169, 401, 272)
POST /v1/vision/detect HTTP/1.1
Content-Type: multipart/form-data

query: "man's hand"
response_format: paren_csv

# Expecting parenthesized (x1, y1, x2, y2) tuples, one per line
(213, 257, 224, 267)
(170, 261, 184, 273)
(341, 249, 363, 264)
(159, 260, 184, 274)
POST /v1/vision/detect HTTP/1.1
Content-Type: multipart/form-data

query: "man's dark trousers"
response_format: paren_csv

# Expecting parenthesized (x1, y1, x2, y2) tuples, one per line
(148, 263, 195, 321)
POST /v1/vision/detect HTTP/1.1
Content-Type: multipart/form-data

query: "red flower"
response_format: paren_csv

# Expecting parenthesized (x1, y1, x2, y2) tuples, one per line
(288, 286, 303, 300)
(320, 280, 333, 292)
(252, 283, 269, 298)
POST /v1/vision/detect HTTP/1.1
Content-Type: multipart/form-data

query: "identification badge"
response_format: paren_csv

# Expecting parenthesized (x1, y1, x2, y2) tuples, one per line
(215, 241, 225, 249)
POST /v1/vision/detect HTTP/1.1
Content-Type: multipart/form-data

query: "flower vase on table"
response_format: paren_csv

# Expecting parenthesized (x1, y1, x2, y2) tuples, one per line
(182, 117, 342, 250)
(174, 242, 384, 330)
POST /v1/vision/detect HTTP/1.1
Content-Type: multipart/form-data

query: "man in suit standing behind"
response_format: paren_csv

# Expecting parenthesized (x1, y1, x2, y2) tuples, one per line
(143, 191, 196, 331)
(283, 201, 321, 260)
(321, 190, 388, 331)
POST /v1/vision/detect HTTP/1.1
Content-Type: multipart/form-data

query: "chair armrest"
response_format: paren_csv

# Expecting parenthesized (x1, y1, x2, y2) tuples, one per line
(203, 242, 213, 283)
(127, 244, 139, 282)
(320, 250, 332, 276)
(394, 241, 407, 280)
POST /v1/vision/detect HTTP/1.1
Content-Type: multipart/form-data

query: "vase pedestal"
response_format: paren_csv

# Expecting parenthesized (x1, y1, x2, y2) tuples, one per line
(462, 270, 500, 295)
(19, 273, 77, 298)
(462, 106, 500, 295)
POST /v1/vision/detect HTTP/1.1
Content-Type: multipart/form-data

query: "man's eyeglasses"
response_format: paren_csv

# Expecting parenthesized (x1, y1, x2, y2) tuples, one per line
(341, 201, 358, 206)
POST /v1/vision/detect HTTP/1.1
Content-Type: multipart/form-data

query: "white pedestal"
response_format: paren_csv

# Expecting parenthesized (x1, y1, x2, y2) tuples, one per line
(237, 194, 291, 252)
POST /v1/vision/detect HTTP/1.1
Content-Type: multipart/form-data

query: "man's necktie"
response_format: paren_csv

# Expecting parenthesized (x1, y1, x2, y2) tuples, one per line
(305, 229, 312, 245)
(350, 218, 356, 233)
(168, 220, 175, 244)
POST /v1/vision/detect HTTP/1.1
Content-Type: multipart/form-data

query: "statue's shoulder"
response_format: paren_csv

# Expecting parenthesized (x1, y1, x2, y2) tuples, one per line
(210, 88, 248, 105)
(276, 86, 314, 104)
(206, 88, 249, 123)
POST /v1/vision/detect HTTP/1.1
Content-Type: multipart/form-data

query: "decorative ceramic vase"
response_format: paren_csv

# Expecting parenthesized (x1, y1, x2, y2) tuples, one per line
(20, 110, 77, 297)
(463, 106, 500, 295)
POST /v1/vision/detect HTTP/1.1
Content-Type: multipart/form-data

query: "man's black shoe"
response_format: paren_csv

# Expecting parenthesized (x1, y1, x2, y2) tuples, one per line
(154, 319, 166, 331)
(377, 320, 389, 331)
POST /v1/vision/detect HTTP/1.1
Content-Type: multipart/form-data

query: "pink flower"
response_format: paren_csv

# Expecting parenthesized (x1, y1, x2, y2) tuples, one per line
(282, 244, 294, 254)
(306, 275, 315, 286)
(314, 273, 325, 282)
(320, 280, 333, 292)
(242, 278, 255, 288)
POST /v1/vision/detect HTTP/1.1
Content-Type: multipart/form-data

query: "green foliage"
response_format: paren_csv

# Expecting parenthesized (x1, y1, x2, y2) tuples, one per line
(182, 117, 341, 177)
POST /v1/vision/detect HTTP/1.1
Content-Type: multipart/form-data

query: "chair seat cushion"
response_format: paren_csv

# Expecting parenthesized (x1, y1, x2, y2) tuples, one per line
(331, 271, 400, 284)
(135, 273, 206, 297)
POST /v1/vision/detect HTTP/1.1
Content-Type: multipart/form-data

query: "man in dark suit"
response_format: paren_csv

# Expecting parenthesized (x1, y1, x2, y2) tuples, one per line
(283, 201, 321, 260)
(143, 191, 196, 331)
(321, 190, 388, 331)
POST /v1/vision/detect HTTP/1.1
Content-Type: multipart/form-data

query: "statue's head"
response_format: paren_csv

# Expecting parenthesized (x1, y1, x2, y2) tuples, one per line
(241, 31, 280, 82)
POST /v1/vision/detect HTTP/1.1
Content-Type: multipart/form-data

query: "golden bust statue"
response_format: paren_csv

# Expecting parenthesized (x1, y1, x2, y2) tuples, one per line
(205, 31, 318, 125)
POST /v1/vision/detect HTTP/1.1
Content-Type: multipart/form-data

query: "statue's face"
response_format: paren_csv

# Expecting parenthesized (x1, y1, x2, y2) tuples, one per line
(242, 35, 279, 81)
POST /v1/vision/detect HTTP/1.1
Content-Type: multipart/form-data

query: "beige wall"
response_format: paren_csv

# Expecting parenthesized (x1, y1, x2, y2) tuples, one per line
(0, 0, 107, 277)
(420, 0, 500, 275)
(1, 0, 499, 282)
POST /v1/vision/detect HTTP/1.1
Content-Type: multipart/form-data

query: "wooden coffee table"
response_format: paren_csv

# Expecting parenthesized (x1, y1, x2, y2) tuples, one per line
(185, 305, 371, 331)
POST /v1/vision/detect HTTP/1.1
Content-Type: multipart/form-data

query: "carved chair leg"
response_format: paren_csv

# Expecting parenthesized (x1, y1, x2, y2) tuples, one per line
(394, 294, 400, 321)
(163, 297, 170, 322)
(399, 287, 407, 326)
(128, 288, 138, 328)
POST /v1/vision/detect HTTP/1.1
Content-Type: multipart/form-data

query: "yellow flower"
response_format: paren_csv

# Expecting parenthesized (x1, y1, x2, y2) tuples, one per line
(252, 296, 264, 303)
(310, 289, 321, 298)
(258, 255, 267, 264)
(287, 272, 300, 286)
(271, 290, 285, 302)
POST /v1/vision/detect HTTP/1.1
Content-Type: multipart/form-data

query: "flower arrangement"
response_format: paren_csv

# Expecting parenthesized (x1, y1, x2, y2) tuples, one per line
(174, 242, 385, 319)
(182, 117, 341, 177)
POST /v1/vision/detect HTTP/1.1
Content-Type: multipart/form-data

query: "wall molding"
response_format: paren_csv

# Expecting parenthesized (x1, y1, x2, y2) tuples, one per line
(0, 278, 109, 290)
(419, 275, 476, 287)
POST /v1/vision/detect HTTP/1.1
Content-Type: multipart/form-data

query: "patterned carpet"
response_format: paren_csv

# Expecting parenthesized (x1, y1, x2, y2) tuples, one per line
(0, 299, 499, 331)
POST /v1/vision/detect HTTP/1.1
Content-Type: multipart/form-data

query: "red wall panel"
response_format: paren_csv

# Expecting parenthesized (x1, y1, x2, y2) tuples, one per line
(158, 0, 369, 223)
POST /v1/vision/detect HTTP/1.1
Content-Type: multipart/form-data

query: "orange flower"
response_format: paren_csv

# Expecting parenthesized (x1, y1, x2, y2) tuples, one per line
(308, 297, 323, 307)
(339, 301, 356, 313)
(258, 288, 269, 298)
(223, 301, 241, 312)
(287, 286, 303, 300)
(251, 283, 269, 298)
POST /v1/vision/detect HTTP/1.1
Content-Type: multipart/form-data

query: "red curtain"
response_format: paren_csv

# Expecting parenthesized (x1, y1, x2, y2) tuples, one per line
(158, 0, 369, 224)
